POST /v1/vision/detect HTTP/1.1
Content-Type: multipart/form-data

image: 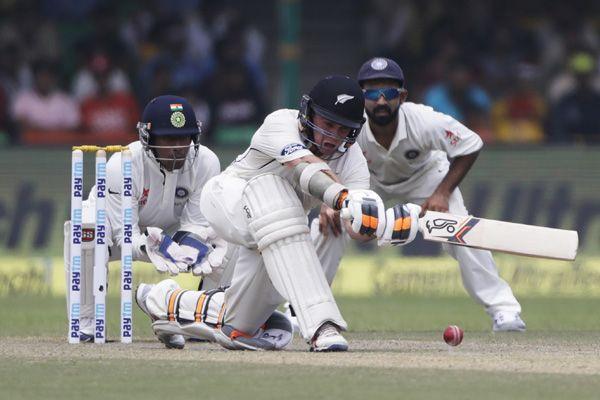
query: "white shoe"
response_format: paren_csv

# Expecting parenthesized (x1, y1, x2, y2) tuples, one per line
(492, 311, 526, 332)
(310, 322, 348, 352)
(283, 302, 300, 334)
(135, 283, 186, 349)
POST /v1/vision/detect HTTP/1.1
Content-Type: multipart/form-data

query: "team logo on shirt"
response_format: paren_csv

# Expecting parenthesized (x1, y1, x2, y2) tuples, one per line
(281, 143, 307, 156)
(138, 188, 149, 206)
(445, 130, 461, 146)
(175, 187, 189, 199)
(405, 149, 420, 159)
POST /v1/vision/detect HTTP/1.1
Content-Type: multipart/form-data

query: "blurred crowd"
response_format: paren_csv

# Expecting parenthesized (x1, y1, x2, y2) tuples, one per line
(1, 0, 599, 147)
(364, 0, 600, 144)
(0, 0, 267, 147)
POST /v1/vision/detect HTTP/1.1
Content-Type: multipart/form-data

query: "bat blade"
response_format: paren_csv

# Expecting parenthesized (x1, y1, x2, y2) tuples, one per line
(419, 211, 578, 261)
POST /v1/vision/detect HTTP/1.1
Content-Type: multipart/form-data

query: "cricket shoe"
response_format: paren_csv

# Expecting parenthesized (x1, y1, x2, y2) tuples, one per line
(135, 283, 186, 349)
(283, 302, 300, 334)
(310, 322, 348, 352)
(492, 311, 526, 332)
(214, 312, 293, 351)
(79, 331, 95, 343)
(214, 325, 276, 351)
(79, 318, 95, 343)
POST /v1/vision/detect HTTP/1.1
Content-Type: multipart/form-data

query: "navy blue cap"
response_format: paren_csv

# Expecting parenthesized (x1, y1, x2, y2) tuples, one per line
(140, 95, 200, 136)
(357, 57, 404, 87)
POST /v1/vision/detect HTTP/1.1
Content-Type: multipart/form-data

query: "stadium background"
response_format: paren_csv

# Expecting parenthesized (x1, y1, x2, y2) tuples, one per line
(0, 0, 599, 300)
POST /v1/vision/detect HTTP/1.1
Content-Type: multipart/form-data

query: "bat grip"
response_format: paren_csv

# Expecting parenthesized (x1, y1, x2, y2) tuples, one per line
(340, 208, 352, 220)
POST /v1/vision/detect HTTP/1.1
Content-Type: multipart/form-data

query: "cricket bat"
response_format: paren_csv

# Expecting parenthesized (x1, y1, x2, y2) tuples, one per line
(419, 211, 578, 261)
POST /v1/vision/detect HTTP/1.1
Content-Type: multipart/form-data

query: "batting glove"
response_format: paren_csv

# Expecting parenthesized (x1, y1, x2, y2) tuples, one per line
(378, 203, 421, 246)
(340, 189, 386, 238)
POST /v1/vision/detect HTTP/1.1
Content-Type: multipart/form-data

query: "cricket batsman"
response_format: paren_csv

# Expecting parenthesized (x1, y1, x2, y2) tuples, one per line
(134, 75, 421, 352)
(310, 57, 525, 332)
(64, 95, 230, 346)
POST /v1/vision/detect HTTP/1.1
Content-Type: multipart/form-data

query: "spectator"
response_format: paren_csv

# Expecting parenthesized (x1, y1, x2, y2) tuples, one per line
(549, 52, 600, 143)
(11, 60, 80, 133)
(0, 84, 11, 146)
(80, 55, 139, 139)
(423, 62, 493, 141)
(201, 31, 266, 145)
(548, 50, 600, 103)
(0, 43, 23, 145)
(72, 50, 131, 101)
(491, 63, 546, 143)
(137, 18, 212, 102)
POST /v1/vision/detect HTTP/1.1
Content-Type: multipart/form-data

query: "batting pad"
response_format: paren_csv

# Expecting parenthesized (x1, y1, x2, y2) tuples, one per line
(243, 174, 347, 339)
(145, 279, 225, 341)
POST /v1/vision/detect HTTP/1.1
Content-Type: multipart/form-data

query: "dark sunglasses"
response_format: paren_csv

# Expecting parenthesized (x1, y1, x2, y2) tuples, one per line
(363, 87, 402, 101)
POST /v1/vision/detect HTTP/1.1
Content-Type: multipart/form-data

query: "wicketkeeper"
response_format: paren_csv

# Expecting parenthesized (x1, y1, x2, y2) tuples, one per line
(64, 95, 232, 346)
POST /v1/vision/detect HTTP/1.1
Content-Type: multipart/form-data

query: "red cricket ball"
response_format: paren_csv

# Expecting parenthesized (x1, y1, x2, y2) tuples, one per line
(443, 325, 464, 346)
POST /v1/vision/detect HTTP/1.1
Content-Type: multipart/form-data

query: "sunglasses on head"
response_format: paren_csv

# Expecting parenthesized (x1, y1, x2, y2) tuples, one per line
(363, 87, 402, 101)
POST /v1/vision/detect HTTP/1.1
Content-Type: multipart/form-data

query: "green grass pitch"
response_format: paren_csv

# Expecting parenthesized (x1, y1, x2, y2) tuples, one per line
(1, 293, 599, 400)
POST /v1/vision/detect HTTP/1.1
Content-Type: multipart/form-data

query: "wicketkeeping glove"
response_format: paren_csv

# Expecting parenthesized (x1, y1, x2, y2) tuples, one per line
(174, 227, 228, 277)
(143, 227, 191, 275)
(378, 203, 421, 246)
(340, 189, 386, 238)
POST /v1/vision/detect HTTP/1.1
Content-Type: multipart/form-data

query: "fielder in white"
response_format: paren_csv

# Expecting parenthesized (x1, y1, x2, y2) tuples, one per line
(315, 57, 524, 331)
(64, 95, 229, 346)
(135, 76, 420, 352)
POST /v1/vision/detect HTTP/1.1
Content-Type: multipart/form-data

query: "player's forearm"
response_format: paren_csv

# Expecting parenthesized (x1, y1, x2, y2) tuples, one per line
(285, 155, 342, 183)
(286, 158, 348, 210)
(434, 151, 479, 195)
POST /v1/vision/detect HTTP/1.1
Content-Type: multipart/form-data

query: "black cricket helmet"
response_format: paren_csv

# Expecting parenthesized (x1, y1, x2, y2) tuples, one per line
(137, 95, 202, 169)
(299, 75, 365, 160)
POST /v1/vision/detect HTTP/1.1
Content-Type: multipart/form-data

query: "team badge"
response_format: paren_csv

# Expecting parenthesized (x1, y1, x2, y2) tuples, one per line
(171, 111, 186, 128)
(335, 94, 355, 105)
(445, 130, 460, 146)
(175, 187, 189, 199)
(405, 149, 420, 159)
(139, 188, 149, 206)
(281, 143, 307, 156)
(370, 58, 388, 70)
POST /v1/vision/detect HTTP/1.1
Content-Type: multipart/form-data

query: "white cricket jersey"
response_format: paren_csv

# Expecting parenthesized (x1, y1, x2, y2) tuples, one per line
(104, 141, 220, 260)
(225, 109, 370, 208)
(357, 102, 483, 191)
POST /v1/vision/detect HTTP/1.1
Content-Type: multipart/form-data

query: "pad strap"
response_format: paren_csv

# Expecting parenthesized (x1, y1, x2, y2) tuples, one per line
(167, 289, 187, 322)
(194, 293, 207, 323)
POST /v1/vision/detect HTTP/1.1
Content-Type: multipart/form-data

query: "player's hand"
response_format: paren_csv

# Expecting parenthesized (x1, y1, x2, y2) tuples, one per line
(420, 190, 450, 217)
(319, 203, 342, 238)
(176, 227, 228, 277)
(340, 189, 386, 238)
(378, 203, 421, 246)
(144, 227, 191, 275)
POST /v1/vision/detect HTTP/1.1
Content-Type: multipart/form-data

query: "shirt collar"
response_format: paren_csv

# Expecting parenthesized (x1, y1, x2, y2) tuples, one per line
(363, 106, 407, 150)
